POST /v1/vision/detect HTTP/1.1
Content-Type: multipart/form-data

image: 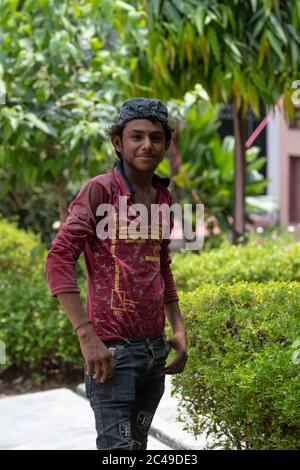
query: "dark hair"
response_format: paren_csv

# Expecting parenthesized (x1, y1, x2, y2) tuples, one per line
(106, 118, 174, 159)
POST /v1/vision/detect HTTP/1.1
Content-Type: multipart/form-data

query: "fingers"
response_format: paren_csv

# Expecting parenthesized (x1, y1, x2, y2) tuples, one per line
(94, 361, 103, 382)
(98, 356, 111, 383)
(92, 351, 116, 383)
(165, 352, 188, 375)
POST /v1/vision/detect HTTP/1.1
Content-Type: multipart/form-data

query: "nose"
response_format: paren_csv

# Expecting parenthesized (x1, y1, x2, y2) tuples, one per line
(141, 136, 152, 151)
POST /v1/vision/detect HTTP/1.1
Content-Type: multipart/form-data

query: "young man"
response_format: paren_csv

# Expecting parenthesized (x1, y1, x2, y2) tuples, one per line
(45, 97, 188, 450)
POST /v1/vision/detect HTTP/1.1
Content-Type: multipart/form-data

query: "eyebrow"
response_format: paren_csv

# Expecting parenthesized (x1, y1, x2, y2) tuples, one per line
(129, 129, 164, 136)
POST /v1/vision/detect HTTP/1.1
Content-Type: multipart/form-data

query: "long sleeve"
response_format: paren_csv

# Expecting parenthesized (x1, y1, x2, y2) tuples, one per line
(160, 192, 179, 304)
(45, 179, 108, 297)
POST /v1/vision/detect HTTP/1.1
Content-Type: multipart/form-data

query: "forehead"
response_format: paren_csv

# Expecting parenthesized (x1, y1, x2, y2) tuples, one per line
(123, 119, 164, 133)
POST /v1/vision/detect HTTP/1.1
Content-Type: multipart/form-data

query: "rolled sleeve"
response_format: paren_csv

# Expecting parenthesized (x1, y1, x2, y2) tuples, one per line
(160, 192, 179, 304)
(45, 179, 108, 297)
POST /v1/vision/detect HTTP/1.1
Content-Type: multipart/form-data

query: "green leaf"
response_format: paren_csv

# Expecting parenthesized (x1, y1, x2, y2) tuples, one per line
(287, 24, 300, 46)
(246, 179, 269, 195)
(291, 41, 299, 70)
(44, 159, 58, 178)
(245, 195, 278, 214)
(252, 17, 266, 38)
(0, 79, 6, 104)
(250, 0, 257, 12)
(115, 1, 135, 12)
(7, 114, 18, 131)
(247, 169, 264, 184)
(152, 0, 161, 18)
(23, 165, 39, 186)
(162, 1, 182, 25)
(25, 113, 58, 137)
(207, 28, 220, 62)
(65, 42, 79, 60)
(195, 5, 204, 36)
(246, 151, 265, 168)
(224, 35, 242, 63)
(266, 30, 285, 62)
(269, 13, 288, 45)
(247, 157, 267, 173)
(172, 0, 187, 16)
(246, 146, 260, 161)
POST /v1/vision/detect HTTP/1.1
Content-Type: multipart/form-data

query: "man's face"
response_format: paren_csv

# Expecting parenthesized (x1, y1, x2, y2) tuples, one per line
(112, 119, 170, 172)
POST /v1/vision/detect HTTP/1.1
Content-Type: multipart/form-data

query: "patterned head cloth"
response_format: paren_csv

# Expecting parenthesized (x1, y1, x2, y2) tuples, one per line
(117, 97, 168, 127)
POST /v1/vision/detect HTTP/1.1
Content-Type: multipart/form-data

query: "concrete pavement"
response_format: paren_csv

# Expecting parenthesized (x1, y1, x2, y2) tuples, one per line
(0, 376, 210, 450)
(0, 388, 171, 450)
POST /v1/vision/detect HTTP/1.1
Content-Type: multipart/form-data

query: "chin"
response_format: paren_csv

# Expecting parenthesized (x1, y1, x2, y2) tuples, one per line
(136, 163, 157, 172)
(134, 160, 157, 172)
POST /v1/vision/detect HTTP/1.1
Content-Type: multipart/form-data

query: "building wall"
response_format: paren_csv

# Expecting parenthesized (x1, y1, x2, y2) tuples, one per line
(267, 106, 300, 226)
(267, 107, 280, 199)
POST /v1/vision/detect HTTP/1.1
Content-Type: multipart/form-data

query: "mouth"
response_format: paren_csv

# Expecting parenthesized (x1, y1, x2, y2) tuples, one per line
(139, 154, 155, 159)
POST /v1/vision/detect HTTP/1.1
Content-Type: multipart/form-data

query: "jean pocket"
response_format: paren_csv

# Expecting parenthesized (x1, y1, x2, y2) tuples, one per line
(89, 354, 135, 402)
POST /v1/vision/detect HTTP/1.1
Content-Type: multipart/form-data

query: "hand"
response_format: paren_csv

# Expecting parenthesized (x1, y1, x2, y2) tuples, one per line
(164, 332, 188, 375)
(77, 324, 116, 383)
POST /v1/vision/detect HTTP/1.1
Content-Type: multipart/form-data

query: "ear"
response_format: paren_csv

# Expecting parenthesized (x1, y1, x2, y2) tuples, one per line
(165, 140, 171, 152)
(111, 135, 123, 152)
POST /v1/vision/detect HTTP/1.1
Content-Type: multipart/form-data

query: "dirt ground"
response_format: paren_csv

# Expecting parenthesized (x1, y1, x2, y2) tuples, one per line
(0, 366, 84, 399)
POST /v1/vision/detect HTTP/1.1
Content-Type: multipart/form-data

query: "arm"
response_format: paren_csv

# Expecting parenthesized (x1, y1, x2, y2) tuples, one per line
(56, 292, 115, 383)
(45, 180, 103, 296)
(160, 193, 188, 374)
(45, 181, 115, 383)
(164, 300, 188, 375)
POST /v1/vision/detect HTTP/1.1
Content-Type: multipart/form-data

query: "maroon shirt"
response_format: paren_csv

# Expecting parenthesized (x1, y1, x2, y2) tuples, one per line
(45, 161, 179, 341)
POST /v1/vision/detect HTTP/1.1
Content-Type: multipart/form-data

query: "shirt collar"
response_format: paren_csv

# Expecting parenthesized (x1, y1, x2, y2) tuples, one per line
(114, 159, 170, 195)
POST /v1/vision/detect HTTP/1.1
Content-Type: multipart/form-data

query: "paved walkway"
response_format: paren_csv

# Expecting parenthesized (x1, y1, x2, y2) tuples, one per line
(0, 377, 209, 450)
(0, 388, 171, 450)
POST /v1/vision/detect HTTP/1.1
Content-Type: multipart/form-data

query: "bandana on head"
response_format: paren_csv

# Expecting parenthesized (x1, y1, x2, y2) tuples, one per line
(117, 98, 168, 126)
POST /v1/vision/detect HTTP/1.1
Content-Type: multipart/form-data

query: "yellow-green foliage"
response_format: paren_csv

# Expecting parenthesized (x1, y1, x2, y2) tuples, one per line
(0, 218, 83, 376)
(172, 239, 300, 290)
(172, 282, 300, 450)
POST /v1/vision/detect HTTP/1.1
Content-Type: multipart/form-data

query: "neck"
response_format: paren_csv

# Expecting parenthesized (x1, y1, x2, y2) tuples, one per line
(122, 159, 154, 192)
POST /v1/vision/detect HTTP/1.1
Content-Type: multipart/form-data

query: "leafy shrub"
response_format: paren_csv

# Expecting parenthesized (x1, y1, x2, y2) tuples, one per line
(173, 282, 300, 449)
(0, 217, 46, 274)
(172, 238, 300, 291)
(0, 219, 84, 377)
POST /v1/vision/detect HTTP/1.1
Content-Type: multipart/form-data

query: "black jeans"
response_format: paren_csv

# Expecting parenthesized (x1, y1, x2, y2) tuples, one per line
(84, 331, 171, 450)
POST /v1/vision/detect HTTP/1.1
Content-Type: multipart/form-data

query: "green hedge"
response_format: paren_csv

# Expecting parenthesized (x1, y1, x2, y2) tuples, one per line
(1, 218, 300, 450)
(0, 219, 83, 378)
(172, 282, 300, 450)
(172, 239, 300, 291)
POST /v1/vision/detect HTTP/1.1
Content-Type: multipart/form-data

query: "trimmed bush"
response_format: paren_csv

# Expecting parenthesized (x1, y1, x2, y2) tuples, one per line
(0, 219, 83, 377)
(173, 282, 300, 450)
(172, 239, 300, 291)
(0, 217, 45, 274)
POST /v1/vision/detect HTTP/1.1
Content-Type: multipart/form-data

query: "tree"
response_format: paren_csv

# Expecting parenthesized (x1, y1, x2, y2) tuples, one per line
(158, 86, 268, 245)
(118, 0, 300, 242)
(0, 0, 129, 221)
